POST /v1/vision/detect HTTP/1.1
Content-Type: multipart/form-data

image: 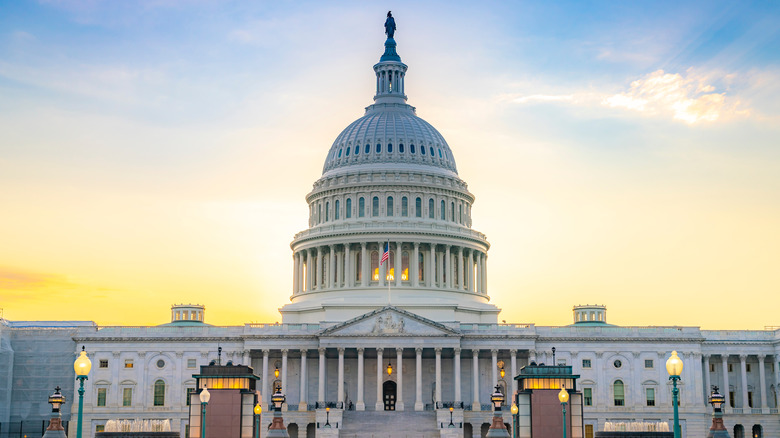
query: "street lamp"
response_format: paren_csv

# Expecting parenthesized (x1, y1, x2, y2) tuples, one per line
(707, 386, 729, 438)
(324, 406, 331, 428)
(253, 403, 262, 438)
(449, 406, 455, 428)
(666, 351, 684, 438)
(268, 388, 289, 437)
(73, 346, 91, 438)
(558, 386, 569, 438)
(486, 385, 509, 438)
(387, 362, 393, 376)
(43, 386, 66, 438)
(510, 403, 518, 438)
(199, 386, 210, 438)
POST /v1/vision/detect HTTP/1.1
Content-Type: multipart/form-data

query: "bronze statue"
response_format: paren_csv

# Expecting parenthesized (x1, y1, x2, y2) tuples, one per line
(384, 11, 396, 38)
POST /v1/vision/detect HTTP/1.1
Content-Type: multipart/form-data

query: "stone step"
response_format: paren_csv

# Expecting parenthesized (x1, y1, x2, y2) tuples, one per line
(339, 410, 440, 437)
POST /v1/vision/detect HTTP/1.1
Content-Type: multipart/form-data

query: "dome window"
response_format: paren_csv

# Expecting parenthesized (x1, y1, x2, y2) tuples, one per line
(355, 145, 359, 155)
(399, 143, 405, 153)
(438, 149, 443, 158)
(421, 146, 426, 155)
(401, 197, 408, 217)
(430, 147, 435, 156)
(346, 147, 350, 156)
(372, 196, 379, 216)
(376, 143, 381, 154)
(440, 200, 445, 220)
(358, 197, 365, 217)
(346, 198, 352, 218)
(387, 196, 394, 217)
(415, 197, 422, 218)
(410, 144, 416, 154)
(365, 144, 370, 154)
(335, 200, 340, 220)
(326, 202, 330, 221)
(387, 143, 393, 153)
(428, 199, 434, 219)
(338, 149, 342, 158)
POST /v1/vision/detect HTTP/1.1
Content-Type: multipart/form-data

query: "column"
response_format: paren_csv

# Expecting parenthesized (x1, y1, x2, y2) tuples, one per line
(415, 348, 423, 411)
(435, 348, 442, 404)
(281, 349, 288, 396)
(395, 242, 402, 287)
(307, 249, 314, 292)
(510, 349, 518, 398)
(377, 241, 385, 287)
(703, 355, 711, 407)
(318, 348, 326, 404)
(482, 253, 488, 293)
(436, 247, 443, 286)
(376, 348, 384, 410)
(328, 245, 335, 288)
(262, 349, 270, 408)
(337, 348, 345, 405)
(457, 247, 464, 289)
(468, 250, 474, 292)
(472, 349, 480, 410)
(293, 252, 299, 294)
(396, 348, 404, 410)
(758, 354, 768, 411)
(299, 350, 308, 410)
(722, 355, 731, 410)
(361, 242, 368, 286)
(445, 245, 452, 288)
(427, 244, 434, 287)
(475, 252, 481, 293)
(454, 348, 462, 403)
(740, 354, 749, 408)
(298, 252, 304, 293)
(243, 349, 250, 366)
(344, 243, 351, 288)
(491, 349, 498, 388)
(357, 348, 365, 410)
(412, 242, 420, 287)
(316, 247, 323, 289)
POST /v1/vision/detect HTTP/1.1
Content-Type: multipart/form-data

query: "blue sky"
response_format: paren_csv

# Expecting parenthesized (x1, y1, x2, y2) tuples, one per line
(1, 1, 779, 328)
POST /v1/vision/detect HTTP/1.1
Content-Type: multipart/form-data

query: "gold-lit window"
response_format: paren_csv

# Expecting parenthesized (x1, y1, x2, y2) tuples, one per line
(199, 377, 250, 390)
(124, 359, 134, 369)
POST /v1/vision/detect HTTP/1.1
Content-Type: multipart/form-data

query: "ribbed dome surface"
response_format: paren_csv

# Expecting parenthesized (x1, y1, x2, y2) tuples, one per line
(322, 104, 458, 176)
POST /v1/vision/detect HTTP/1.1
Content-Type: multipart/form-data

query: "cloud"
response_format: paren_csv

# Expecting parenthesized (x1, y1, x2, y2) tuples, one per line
(0, 267, 114, 300)
(603, 69, 748, 124)
(510, 94, 575, 104)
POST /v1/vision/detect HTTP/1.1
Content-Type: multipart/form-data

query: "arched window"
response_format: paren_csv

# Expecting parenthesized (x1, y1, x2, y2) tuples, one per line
(346, 198, 352, 219)
(418, 252, 425, 282)
(335, 200, 340, 220)
(372, 196, 379, 216)
(410, 144, 416, 154)
(325, 201, 330, 222)
(376, 143, 381, 153)
(387, 196, 394, 216)
(153, 380, 165, 406)
(346, 146, 350, 156)
(438, 149, 443, 158)
(733, 425, 744, 438)
(451, 202, 455, 222)
(421, 145, 426, 155)
(355, 145, 360, 155)
(402, 197, 408, 217)
(401, 251, 409, 281)
(318, 204, 322, 224)
(388, 143, 393, 153)
(428, 199, 434, 219)
(415, 197, 422, 218)
(459, 204, 463, 224)
(355, 255, 362, 282)
(430, 147, 435, 156)
(440, 200, 446, 220)
(365, 144, 370, 154)
(371, 251, 379, 281)
(399, 143, 405, 153)
(613, 380, 624, 406)
(359, 197, 365, 217)
(338, 149, 342, 158)
(752, 424, 762, 438)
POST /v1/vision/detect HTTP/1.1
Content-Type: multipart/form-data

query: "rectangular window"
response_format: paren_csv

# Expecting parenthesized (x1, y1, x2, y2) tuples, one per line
(99, 359, 109, 368)
(614, 385, 624, 406)
(646, 388, 655, 406)
(710, 363, 715, 372)
(582, 359, 591, 368)
(585, 425, 594, 438)
(187, 358, 197, 368)
(728, 363, 733, 372)
(123, 388, 132, 407)
(729, 391, 735, 407)
(97, 388, 107, 406)
(583, 388, 592, 406)
(645, 359, 654, 368)
(96, 425, 105, 433)
(748, 391, 753, 408)
(746, 364, 751, 372)
(186, 387, 196, 405)
(124, 359, 134, 369)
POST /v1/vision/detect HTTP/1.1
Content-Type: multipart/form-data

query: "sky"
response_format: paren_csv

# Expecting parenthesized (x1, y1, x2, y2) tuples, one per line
(1, 1, 779, 329)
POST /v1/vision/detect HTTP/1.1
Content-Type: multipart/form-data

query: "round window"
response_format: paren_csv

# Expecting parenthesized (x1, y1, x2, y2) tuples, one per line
(157, 359, 165, 369)
(614, 359, 622, 368)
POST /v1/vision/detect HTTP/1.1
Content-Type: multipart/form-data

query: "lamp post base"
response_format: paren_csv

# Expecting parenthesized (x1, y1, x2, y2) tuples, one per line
(486, 414, 510, 438)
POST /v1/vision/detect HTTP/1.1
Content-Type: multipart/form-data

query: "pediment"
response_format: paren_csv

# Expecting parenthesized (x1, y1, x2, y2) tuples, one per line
(319, 306, 460, 338)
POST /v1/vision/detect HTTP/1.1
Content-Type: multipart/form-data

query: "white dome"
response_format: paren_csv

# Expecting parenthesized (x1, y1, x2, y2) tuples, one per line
(322, 104, 458, 177)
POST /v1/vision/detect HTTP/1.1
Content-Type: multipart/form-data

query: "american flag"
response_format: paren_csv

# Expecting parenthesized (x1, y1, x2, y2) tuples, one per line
(380, 243, 390, 265)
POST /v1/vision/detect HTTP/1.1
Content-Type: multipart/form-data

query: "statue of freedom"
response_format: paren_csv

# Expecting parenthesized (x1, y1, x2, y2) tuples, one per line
(384, 11, 396, 38)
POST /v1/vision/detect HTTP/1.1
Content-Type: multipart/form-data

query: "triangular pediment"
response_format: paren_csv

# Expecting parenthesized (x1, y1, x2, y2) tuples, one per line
(318, 306, 460, 337)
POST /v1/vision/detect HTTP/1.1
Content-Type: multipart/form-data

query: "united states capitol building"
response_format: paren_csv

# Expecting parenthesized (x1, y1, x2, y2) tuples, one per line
(1, 18, 779, 438)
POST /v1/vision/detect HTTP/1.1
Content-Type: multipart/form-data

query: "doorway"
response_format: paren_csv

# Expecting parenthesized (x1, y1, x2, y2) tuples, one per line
(383, 380, 397, 411)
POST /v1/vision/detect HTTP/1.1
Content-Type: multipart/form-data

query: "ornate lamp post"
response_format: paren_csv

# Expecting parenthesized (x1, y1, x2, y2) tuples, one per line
(486, 385, 510, 438)
(254, 403, 262, 438)
(707, 386, 730, 438)
(666, 351, 684, 438)
(73, 346, 92, 438)
(449, 406, 455, 428)
(43, 386, 66, 438)
(324, 407, 331, 428)
(199, 386, 210, 438)
(510, 403, 518, 438)
(558, 386, 569, 438)
(268, 388, 289, 437)
(387, 362, 393, 376)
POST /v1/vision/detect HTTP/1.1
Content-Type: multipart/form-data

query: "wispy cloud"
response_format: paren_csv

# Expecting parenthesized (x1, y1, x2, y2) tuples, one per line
(510, 94, 575, 104)
(603, 69, 748, 124)
(0, 267, 114, 300)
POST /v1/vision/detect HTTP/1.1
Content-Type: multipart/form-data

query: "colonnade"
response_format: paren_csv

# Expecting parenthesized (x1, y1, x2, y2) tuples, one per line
(258, 347, 517, 411)
(292, 241, 487, 295)
(376, 65, 405, 96)
(705, 353, 777, 412)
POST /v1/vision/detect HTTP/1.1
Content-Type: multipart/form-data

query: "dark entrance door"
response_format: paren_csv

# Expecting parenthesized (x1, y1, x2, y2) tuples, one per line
(383, 381, 397, 411)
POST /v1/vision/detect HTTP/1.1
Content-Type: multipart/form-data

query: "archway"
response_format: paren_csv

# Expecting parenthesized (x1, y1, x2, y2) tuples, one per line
(734, 424, 744, 438)
(287, 423, 298, 438)
(383, 380, 397, 411)
(752, 424, 762, 438)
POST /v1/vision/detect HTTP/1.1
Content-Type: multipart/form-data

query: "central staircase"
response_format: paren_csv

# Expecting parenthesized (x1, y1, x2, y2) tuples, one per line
(338, 410, 440, 438)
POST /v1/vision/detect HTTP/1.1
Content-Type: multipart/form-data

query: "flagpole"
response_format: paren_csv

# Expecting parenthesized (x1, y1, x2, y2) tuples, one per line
(387, 238, 391, 305)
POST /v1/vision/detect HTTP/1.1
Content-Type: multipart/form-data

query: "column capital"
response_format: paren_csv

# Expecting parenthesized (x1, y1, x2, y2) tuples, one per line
(491, 349, 499, 355)
(528, 349, 536, 356)
(262, 349, 270, 355)
(413, 241, 419, 248)
(472, 349, 479, 358)
(454, 348, 461, 355)
(656, 351, 665, 358)
(396, 347, 404, 355)
(318, 347, 326, 355)
(281, 349, 289, 355)
(739, 354, 748, 361)
(415, 347, 423, 355)
(757, 353, 766, 361)
(377, 348, 384, 355)
(357, 347, 364, 354)
(338, 347, 345, 354)
(570, 351, 578, 359)
(703, 353, 711, 360)
(435, 347, 442, 354)
(632, 351, 641, 359)
(509, 349, 517, 355)
(693, 353, 702, 359)
(300, 349, 308, 355)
